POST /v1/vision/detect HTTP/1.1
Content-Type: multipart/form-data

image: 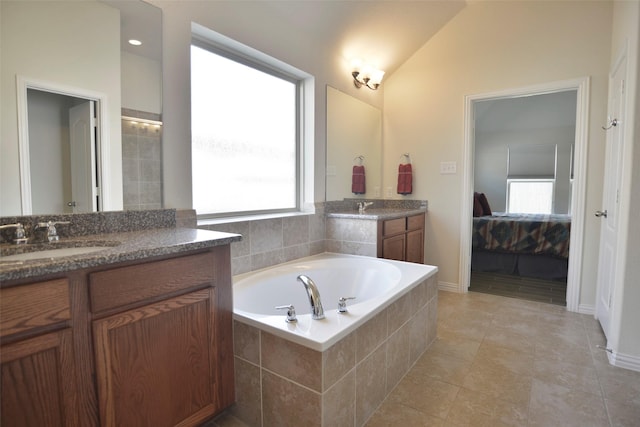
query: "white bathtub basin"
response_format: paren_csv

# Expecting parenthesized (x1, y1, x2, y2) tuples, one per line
(233, 252, 438, 351)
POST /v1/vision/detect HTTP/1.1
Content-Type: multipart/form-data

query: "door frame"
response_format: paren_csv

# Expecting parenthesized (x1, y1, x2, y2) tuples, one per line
(459, 77, 590, 313)
(16, 76, 111, 214)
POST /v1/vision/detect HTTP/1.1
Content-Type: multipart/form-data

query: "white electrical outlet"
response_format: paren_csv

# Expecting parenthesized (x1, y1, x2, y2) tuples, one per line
(374, 187, 381, 197)
(326, 166, 337, 176)
(386, 187, 393, 197)
(440, 161, 457, 174)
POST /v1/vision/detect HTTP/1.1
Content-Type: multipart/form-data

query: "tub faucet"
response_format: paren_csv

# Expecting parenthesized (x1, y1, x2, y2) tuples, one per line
(297, 275, 325, 320)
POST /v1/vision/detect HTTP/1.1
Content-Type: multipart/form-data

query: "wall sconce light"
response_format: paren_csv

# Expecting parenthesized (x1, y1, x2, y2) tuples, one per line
(351, 61, 385, 90)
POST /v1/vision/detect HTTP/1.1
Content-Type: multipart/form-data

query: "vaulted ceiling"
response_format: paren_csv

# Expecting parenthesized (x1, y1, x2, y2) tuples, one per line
(261, 0, 467, 77)
(108, 0, 467, 80)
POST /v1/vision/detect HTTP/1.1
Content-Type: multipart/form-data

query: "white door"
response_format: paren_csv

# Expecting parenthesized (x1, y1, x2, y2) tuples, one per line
(69, 101, 97, 213)
(595, 55, 626, 339)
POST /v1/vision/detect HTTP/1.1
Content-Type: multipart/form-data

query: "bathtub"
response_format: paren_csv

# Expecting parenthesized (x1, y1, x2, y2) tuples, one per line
(233, 252, 438, 351)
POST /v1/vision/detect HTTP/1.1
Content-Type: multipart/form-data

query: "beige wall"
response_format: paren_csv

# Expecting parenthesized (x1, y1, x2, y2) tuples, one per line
(0, 0, 123, 215)
(382, 1, 613, 309)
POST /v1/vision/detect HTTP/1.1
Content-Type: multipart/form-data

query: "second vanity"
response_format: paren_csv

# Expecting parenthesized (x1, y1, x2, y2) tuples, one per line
(325, 199, 427, 263)
(0, 210, 241, 427)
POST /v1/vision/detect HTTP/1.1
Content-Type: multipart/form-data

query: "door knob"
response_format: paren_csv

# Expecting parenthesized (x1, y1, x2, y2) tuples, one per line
(595, 210, 608, 218)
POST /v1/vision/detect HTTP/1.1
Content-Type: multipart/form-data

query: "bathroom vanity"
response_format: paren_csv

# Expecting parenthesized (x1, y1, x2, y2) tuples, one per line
(0, 214, 241, 427)
(325, 199, 427, 263)
(377, 212, 425, 263)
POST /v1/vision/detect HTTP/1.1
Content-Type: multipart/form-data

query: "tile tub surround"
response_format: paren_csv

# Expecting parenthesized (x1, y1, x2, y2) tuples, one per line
(230, 273, 439, 427)
(199, 200, 428, 276)
(199, 203, 327, 276)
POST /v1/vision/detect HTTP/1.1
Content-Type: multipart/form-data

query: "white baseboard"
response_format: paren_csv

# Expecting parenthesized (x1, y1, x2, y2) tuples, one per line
(608, 350, 640, 372)
(578, 304, 595, 315)
(438, 281, 460, 292)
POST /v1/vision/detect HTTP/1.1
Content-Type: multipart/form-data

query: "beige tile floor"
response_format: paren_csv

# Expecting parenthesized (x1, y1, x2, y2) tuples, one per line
(212, 290, 640, 426)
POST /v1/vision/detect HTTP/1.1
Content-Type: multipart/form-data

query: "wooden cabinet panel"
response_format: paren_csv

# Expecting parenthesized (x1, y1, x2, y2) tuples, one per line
(93, 289, 218, 427)
(1, 329, 78, 427)
(0, 279, 70, 339)
(378, 214, 425, 264)
(382, 234, 406, 261)
(407, 213, 425, 231)
(382, 218, 406, 237)
(89, 253, 214, 314)
(405, 228, 424, 264)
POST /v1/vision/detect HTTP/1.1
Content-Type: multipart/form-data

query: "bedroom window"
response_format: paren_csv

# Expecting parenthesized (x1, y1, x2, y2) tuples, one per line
(506, 179, 554, 214)
(190, 25, 312, 218)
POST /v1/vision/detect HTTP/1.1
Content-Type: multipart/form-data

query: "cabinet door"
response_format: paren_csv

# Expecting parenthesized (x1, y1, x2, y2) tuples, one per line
(382, 234, 406, 261)
(93, 289, 217, 427)
(406, 228, 424, 264)
(1, 329, 78, 427)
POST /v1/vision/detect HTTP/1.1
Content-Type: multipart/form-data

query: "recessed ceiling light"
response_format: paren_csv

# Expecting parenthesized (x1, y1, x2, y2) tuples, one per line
(128, 39, 142, 46)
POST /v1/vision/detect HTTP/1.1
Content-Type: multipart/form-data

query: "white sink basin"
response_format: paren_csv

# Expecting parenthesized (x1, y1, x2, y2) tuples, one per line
(1, 246, 110, 262)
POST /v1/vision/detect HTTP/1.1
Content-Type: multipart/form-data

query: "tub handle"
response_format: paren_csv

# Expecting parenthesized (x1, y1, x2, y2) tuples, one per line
(338, 297, 356, 313)
(275, 305, 298, 323)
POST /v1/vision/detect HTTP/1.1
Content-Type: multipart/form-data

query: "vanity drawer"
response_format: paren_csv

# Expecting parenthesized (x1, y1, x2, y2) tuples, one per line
(0, 278, 71, 338)
(89, 252, 215, 313)
(382, 218, 406, 237)
(407, 214, 425, 231)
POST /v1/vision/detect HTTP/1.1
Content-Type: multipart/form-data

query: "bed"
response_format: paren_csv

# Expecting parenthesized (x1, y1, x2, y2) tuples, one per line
(471, 212, 571, 280)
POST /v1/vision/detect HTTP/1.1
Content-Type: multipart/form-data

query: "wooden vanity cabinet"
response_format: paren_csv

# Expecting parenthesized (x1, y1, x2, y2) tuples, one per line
(0, 278, 81, 427)
(89, 247, 234, 427)
(378, 213, 425, 263)
(0, 245, 235, 427)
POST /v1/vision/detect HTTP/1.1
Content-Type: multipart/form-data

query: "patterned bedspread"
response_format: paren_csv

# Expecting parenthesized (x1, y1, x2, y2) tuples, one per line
(472, 213, 571, 259)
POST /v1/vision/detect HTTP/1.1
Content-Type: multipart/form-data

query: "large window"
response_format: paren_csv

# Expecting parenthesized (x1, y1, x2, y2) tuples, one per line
(507, 179, 554, 214)
(190, 40, 301, 217)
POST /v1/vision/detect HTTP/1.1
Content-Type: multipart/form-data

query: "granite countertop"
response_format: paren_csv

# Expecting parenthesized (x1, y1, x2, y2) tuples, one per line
(326, 207, 427, 220)
(0, 228, 242, 283)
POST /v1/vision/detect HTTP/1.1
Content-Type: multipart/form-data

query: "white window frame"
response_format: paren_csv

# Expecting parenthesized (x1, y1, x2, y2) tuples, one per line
(506, 178, 556, 214)
(190, 23, 315, 220)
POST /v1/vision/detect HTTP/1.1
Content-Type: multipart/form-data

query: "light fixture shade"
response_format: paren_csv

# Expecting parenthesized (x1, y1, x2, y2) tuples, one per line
(351, 59, 385, 90)
(368, 69, 385, 86)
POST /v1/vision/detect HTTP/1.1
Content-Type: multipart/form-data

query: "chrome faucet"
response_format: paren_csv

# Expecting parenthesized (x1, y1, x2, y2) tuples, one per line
(36, 221, 70, 242)
(297, 275, 325, 320)
(0, 223, 27, 244)
(358, 201, 373, 214)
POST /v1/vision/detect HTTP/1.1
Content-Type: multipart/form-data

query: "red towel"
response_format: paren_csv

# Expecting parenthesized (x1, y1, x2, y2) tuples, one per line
(397, 163, 412, 195)
(352, 165, 366, 194)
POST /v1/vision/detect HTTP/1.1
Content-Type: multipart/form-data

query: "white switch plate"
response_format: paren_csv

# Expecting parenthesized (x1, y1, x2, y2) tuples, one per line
(326, 166, 337, 176)
(440, 161, 457, 174)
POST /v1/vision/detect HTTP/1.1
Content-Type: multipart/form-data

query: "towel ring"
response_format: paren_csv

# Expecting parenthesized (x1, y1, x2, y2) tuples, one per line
(353, 155, 364, 165)
(399, 153, 411, 163)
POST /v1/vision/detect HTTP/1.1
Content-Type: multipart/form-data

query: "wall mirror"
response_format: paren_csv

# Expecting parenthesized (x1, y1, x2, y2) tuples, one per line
(3, 0, 162, 215)
(325, 86, 382, 201)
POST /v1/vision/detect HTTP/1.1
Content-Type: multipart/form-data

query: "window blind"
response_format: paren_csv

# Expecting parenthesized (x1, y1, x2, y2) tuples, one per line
(507, 143, 557, 179)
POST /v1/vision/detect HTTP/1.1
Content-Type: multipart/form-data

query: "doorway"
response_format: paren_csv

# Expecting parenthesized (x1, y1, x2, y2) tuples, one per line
(16, 77, 109, 215)
(459, 78, 590, 312)
(27, 89, 99, 214)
